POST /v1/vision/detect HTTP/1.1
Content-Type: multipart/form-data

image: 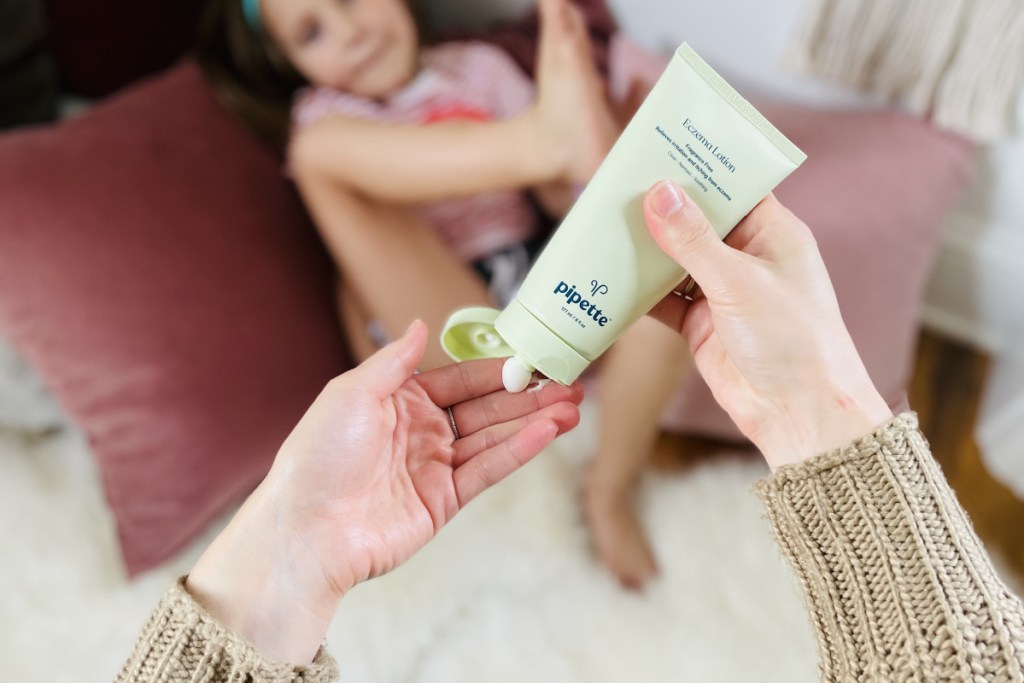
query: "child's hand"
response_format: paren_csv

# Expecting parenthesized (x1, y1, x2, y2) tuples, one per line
(531, 0, 620, 185)
(613, 78, 653, 130)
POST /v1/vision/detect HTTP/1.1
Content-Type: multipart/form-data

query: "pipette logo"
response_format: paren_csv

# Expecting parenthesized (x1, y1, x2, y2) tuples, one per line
(553, 281, 611, 327)
(590, 280, 609, 297)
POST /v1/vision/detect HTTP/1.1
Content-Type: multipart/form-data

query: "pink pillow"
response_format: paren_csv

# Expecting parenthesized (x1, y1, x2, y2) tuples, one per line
(605, 39, 977, 438)
(0, 61, 350, 575)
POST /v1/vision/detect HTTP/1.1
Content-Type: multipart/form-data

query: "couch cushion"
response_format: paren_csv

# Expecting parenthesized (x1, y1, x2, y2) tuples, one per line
(0, 60, 349, 575)
(44, 0, 205, 97)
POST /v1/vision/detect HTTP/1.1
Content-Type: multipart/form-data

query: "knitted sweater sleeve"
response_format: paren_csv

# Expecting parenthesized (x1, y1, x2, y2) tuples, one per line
(115, 578, 339, 683)
(755, 412, 1024, 682)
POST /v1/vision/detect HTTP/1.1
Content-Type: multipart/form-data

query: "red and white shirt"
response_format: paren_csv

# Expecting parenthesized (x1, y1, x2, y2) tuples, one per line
(292, 41, 539, 263)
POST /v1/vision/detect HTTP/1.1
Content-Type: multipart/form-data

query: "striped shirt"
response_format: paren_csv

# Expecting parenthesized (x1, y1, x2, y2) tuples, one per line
(292, 41, 539, 263)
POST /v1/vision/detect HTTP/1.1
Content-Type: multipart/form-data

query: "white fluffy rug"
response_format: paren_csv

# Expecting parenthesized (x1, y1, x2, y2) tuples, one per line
(0, 389, 822, 683)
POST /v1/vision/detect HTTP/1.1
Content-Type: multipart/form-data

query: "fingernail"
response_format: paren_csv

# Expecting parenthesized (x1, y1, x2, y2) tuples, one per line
(651, 181, 686, 218)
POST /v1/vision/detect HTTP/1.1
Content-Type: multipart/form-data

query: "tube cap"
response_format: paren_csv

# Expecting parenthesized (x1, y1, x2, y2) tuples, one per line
(440, 301, 592, 386)
(440, 307, 515, 361)
(494, 299, 591, 386)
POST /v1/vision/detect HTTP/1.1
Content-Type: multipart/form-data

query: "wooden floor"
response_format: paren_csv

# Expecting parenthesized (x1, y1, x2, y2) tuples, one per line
(910, 331, 1024, 582)
(653, 329, 1024, 580)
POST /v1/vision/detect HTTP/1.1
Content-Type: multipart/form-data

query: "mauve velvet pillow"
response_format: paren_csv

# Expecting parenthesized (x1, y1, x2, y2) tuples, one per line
(0, 61, 349, 575)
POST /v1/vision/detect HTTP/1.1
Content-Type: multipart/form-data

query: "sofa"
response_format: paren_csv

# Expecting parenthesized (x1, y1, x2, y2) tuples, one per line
(0, 0, 975, 575)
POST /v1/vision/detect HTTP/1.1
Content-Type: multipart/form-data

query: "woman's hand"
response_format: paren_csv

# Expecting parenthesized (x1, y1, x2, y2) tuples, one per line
(643, 181, 892, 470)
(187, 321, 582, 664)
(530, 0, 619, 185)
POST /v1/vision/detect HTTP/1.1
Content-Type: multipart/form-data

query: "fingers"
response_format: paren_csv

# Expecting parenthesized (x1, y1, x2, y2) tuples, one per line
(450, 380, 583, 437)
(538, 0, 566, 39)
(645, 292, 690, 335)
(539, 0, 589, 56)
(415, 356, 584, 411)
(452, 401, 581, 467)
(677, 297, 715, 355)
(540, 0, 574, 33)
(643, 181, 742, 300)
(725, 193, 815, 257)
(613, 78, 650, 127)
(453, 420, 559, 507)
(358, 320, 428, 399)
(414, 358, 507, 407)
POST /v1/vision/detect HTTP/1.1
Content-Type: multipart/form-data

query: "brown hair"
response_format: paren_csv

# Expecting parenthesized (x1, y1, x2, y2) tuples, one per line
(195, 0, 429, 156)
(195, 0, 306, 154)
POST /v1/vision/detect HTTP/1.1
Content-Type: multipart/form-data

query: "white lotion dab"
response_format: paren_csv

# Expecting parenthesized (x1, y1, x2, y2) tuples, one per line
(502, 356, 535, 393)
(527, 378, 552, 394)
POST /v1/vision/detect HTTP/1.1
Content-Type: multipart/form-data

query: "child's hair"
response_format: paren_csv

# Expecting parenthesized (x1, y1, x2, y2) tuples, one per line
(196, 0, 306, 154)
(195, 0, 430, 155)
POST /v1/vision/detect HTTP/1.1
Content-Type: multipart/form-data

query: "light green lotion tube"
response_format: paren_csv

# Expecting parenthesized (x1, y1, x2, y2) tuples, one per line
(441, 44, 807, 392)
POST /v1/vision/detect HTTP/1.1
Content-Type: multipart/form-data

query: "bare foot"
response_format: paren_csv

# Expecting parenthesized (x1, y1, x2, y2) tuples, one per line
(533, 0, 620, 183)
(583, 479, 659, 590)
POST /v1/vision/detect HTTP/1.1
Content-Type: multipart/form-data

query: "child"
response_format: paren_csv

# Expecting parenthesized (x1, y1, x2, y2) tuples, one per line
(197, 0, 691, 589)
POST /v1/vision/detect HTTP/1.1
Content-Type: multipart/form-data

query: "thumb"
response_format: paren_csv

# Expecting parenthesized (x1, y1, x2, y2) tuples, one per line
(644, 181, 737, 298)
(538, 0, 568, 33)
(357, 320, 428, 399)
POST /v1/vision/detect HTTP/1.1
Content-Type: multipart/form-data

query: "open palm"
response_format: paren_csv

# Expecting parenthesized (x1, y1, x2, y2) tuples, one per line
(267, 321, 583, 597)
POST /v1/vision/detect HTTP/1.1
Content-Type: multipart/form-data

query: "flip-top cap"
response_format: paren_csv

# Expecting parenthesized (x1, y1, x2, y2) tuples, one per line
(440, 306, 515, 361)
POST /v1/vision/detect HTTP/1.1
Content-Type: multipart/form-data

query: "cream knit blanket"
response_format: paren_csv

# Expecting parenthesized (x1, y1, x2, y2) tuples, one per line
(788, 0, 1024, 140)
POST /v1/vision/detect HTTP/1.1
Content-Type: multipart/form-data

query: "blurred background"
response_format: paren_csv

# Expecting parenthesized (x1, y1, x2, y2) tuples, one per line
(1, 0, 1021, 680)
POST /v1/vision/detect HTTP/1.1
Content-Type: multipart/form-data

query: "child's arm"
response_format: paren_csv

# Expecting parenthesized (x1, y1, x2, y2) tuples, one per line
(531, 181, 579, 220)
(530, 75, 658, 220)
(291, 0, 618, 207)
(288, 112, 559, 205)
(293, 162, 493, 370)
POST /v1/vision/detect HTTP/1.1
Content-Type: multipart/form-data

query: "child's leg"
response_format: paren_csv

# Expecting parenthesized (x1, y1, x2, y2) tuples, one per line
(296, 174, 492, 369)
(585, 314, 691, 589)
(336, 280, 380, 364)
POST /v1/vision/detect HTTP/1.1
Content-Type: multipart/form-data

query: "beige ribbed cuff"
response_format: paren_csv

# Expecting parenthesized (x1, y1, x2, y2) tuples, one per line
(116, 577, 339, 682)
(755, 412, 1024, 682)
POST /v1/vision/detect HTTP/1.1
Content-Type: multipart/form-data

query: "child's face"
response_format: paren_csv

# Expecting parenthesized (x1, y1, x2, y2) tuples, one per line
(262, 0, 419, 97)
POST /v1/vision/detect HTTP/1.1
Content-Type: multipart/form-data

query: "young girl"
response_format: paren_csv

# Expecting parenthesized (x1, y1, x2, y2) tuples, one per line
(197, 0, 691, 589)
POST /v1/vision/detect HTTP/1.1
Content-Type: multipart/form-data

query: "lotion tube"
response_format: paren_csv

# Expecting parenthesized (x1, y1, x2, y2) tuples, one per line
(444, 44, 807, 389)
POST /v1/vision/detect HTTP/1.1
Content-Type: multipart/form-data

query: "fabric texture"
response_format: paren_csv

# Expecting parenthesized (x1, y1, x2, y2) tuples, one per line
(293, 41, 539, 263)
(116, 578, 339, 682)
(787, 0, 1024, 141)
(756, 413, 1024, 682)
(0, 61, 349, 575)
(119, 415, 1024, 682)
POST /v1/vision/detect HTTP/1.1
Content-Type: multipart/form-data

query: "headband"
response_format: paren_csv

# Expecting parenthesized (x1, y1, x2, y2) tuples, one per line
(242, 0, 262, 31)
